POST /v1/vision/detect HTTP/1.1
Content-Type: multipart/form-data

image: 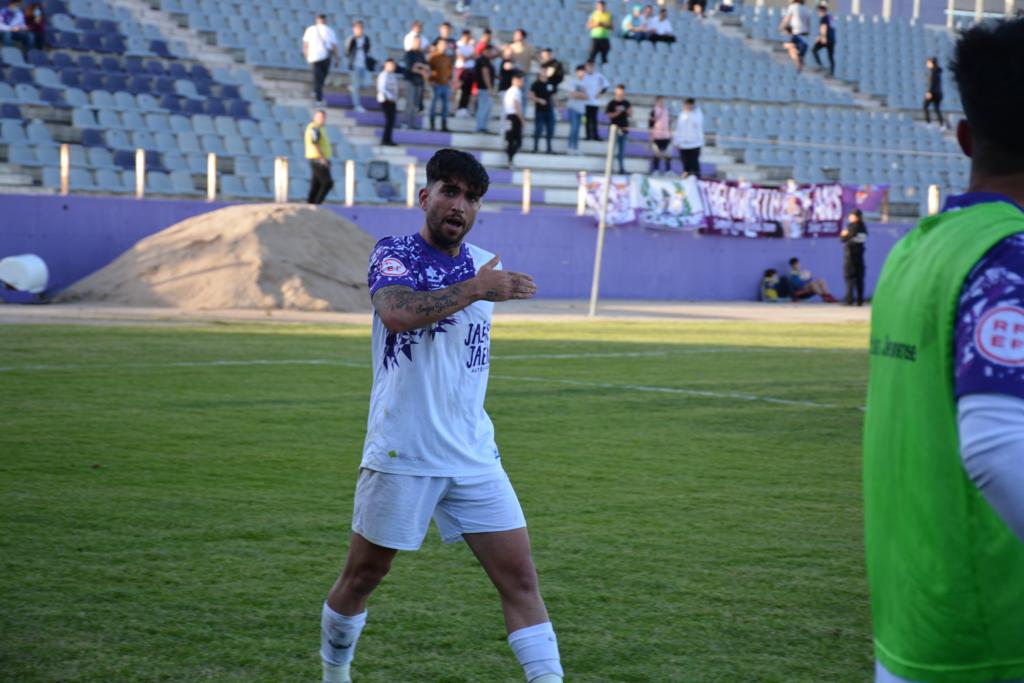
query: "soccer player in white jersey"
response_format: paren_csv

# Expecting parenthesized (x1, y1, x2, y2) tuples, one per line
(318, 148, 564, 683)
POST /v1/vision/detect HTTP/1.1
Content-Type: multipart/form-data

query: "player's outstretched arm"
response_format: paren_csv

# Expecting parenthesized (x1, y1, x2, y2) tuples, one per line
(373, 255, 536, 333)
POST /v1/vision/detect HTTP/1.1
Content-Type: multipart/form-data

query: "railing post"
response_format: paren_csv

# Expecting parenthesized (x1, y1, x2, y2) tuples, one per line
(344, 159, 355, 207)
(406, 162, 416, 208)
(577, 171, 587, 216)
(521, 168, 532, 215)
(273, 156, 289, 203)
(927, 184, 941, 216)
(206, 152, 217, 201)
(59, 143, 69, 196)
(135, 148, 145, 199)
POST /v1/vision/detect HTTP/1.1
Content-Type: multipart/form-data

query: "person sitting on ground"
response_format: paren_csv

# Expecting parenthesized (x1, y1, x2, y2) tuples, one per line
(787, 257, 838, 302)
(761, 268, 785, 302)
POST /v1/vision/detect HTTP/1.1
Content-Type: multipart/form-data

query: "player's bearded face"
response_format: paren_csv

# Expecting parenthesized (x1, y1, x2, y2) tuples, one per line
(422, 180, 479, 250)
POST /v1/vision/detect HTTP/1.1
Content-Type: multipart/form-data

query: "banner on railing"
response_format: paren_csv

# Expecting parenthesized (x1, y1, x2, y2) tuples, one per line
(583, 175, 885, 238)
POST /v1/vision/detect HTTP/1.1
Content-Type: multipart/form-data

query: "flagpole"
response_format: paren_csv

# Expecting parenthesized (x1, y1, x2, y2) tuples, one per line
(588, 125, 619, 318)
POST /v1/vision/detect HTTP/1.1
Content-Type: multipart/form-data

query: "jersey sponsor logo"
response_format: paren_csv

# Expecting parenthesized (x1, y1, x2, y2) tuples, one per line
(380, 257, 409, 277)
(975, 305, 1024, 366)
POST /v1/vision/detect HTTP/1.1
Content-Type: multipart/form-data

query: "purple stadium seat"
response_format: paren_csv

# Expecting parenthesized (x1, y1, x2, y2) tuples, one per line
(74, 17, 95, 31)
(60, 70, 81, 88)
(106, 74, 127, 92)
(153, 77, 175, 95)
(194, 80, 213, 96)
(40, 87, 64, 106)
(149, 40, 172, 59)
(144, 60, 164, 76)
(124, 56, 144, 74)
(189, 64, 211, 81)
(81, 72, 104, 91)
(218, 84, 240, 100)
(9, 67, 32, 84)
(128, 75, 152, 94)
(26, 49, 49, 67)
(167, 62, 188, 79)
(81, 32, 104, 52)
(227, 99, 250, 119)
(53, 31, 79, 49)
(113, 149, 164, 172)
(1, 103, 21, 120)
(182, 98, 203, 115)
(51, 52, 73, 69)
(204, 98, 226, 116)
(101, 56, 122, 73)
(159, 94, 181, 112)
(80, 129, 104, 146)
(102, 35, 125, 53)
(78, 54, 98, 71)
(96, 20, 118, 34)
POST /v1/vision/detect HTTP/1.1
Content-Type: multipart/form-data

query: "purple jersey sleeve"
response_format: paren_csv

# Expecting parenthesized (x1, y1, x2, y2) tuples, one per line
(367, 237, 419, 295)
(955, 233, 1024, 400)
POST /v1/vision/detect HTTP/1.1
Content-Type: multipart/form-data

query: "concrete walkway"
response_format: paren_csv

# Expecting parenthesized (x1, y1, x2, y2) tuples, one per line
(0, 300, 869, 326)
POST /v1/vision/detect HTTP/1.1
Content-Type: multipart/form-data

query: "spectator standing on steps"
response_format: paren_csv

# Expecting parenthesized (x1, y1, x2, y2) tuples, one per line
(565, 64, 587, 155)
(529, 68, 557, 154)
(582, 60, 609, 142)
(403, 36, 430, 130)
(504, 71, 526, 166)
(673, 97, 703, 177)
(924, 56, 947, 129)
(539, 49, 564, 90)
(455, 30, 477, 118)
(587, 1, 612, 64)
(509, 29, 536, 102)
(305, 109, 334, 204)
(402, 20, 423, 51)
(812, 3, 836, 76)
(377, 59, 399, 146)
(303, 15, 339, 104)
(345, 20, 373, 112)
(648, 95, 672, 174)
(779, 0, 810, 73)
(840, 208, 867, 306)
(605, 84, 632, 174)
(474, 45, 497, 133)
(428, 39, 453, 132)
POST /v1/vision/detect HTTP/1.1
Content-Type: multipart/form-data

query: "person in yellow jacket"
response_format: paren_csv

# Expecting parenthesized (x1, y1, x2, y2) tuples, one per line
(305, 109, 334, 204)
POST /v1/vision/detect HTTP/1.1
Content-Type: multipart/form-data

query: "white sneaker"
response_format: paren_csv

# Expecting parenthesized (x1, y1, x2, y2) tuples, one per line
(322, 661, 351, 683)
(354, 105, 366, 113)
(455, 108, 469, 118)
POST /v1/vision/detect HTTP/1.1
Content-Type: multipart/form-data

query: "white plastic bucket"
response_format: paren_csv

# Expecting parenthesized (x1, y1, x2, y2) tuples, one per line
(0, 254, 49, 294)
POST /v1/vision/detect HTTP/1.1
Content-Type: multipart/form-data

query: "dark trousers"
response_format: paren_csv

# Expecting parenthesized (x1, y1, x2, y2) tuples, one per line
(679, 146, 701, 176)
(923, 94, 943, 125)
(533, 108, 554, 152)
(588, 37, 610, 64)
(844, 255, 865, 305)
(812, 41, 835, 75)
(381, 100, 397, 144)
(307, 160, 334, 204)
(584, 105, 600, 141)
(650, 34, 676, 46)
(457, 70, 475, 110)
(650, 139, 671, 172)
(505, 114, 522, 163)
(311, 58, 330, 102)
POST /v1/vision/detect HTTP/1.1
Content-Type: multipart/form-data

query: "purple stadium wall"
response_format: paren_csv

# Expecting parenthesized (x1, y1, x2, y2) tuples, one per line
(0, 194, 911, 303)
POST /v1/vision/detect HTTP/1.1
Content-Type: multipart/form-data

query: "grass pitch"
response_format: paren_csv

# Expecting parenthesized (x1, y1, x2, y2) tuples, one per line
(0, 319, 871, 682)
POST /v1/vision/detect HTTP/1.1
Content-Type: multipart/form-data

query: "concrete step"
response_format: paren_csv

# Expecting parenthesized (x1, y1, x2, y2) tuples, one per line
(0, 171, 34, 186)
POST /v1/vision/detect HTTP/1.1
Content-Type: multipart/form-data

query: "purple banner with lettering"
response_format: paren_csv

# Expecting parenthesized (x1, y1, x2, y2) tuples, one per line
(842, 183, 891, 213)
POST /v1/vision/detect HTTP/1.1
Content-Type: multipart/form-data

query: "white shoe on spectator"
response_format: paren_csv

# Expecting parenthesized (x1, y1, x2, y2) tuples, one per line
(354, 105, 366, 113)
(455, 108, 469, 118)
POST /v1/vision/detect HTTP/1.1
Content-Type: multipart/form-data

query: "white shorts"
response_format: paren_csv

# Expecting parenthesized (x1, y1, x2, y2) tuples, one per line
(351, 468, 527, 551)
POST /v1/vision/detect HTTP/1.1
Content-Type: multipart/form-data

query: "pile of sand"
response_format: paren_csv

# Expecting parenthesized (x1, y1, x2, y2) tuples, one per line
(60, 204, 376, 311)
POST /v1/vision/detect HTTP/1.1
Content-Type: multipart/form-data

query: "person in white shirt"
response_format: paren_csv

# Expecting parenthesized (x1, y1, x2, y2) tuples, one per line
(503, 72, 526, 166)
(673, 97, 704, 177)
(454, 29, 477, 118)
(302, 14, 339, 103)
(649, 7, 676, 45)
(402, 19, 422, 51)
(345, 20, 373, 112)
(581, 60, 609, 142)
(318, 148, 563, 683)
(778, 0, 811, 72)
(376, 59, 399, 146)
(565, 64, 588, 154)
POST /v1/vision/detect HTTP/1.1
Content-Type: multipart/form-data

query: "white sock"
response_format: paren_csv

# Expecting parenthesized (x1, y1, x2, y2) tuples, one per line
(320, 602, 367, 668)
(508, 622, 563, 682)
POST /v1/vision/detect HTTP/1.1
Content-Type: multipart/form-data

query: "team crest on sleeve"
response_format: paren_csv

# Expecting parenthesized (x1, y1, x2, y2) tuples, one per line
(380, 257, 409, 277)
(975, 305, 1024, 366)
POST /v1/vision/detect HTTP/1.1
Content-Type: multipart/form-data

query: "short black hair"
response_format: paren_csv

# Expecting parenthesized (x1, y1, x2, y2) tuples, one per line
(575, 63, 585, 71)
(316, 13, 326, 21)
(426, 149, 490, 198)
(516, 28, 527, 38)
(789, 257, 800, 266)
(951, 18, 1024, 174)
(685, 97, 696, 105)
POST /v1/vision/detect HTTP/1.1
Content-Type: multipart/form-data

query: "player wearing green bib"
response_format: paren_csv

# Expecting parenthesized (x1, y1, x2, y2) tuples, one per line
(863, 19, 1024, 683)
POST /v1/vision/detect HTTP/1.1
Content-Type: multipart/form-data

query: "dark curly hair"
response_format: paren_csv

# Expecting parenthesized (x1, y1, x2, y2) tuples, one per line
(425, 148, 490, 198)
(951, 18, 1024, 174)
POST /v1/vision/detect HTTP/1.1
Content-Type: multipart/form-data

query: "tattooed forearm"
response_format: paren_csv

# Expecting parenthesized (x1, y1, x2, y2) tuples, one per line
(373, 284, 476, 332)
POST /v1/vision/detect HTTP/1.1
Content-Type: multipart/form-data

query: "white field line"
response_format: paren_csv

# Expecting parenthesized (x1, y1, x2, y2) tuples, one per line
(0, 351, 850, 409)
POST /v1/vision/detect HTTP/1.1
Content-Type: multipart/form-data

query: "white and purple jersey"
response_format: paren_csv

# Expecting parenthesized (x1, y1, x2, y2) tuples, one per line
(361, 233, 502, 477)
(953, 193, 1024, 400)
